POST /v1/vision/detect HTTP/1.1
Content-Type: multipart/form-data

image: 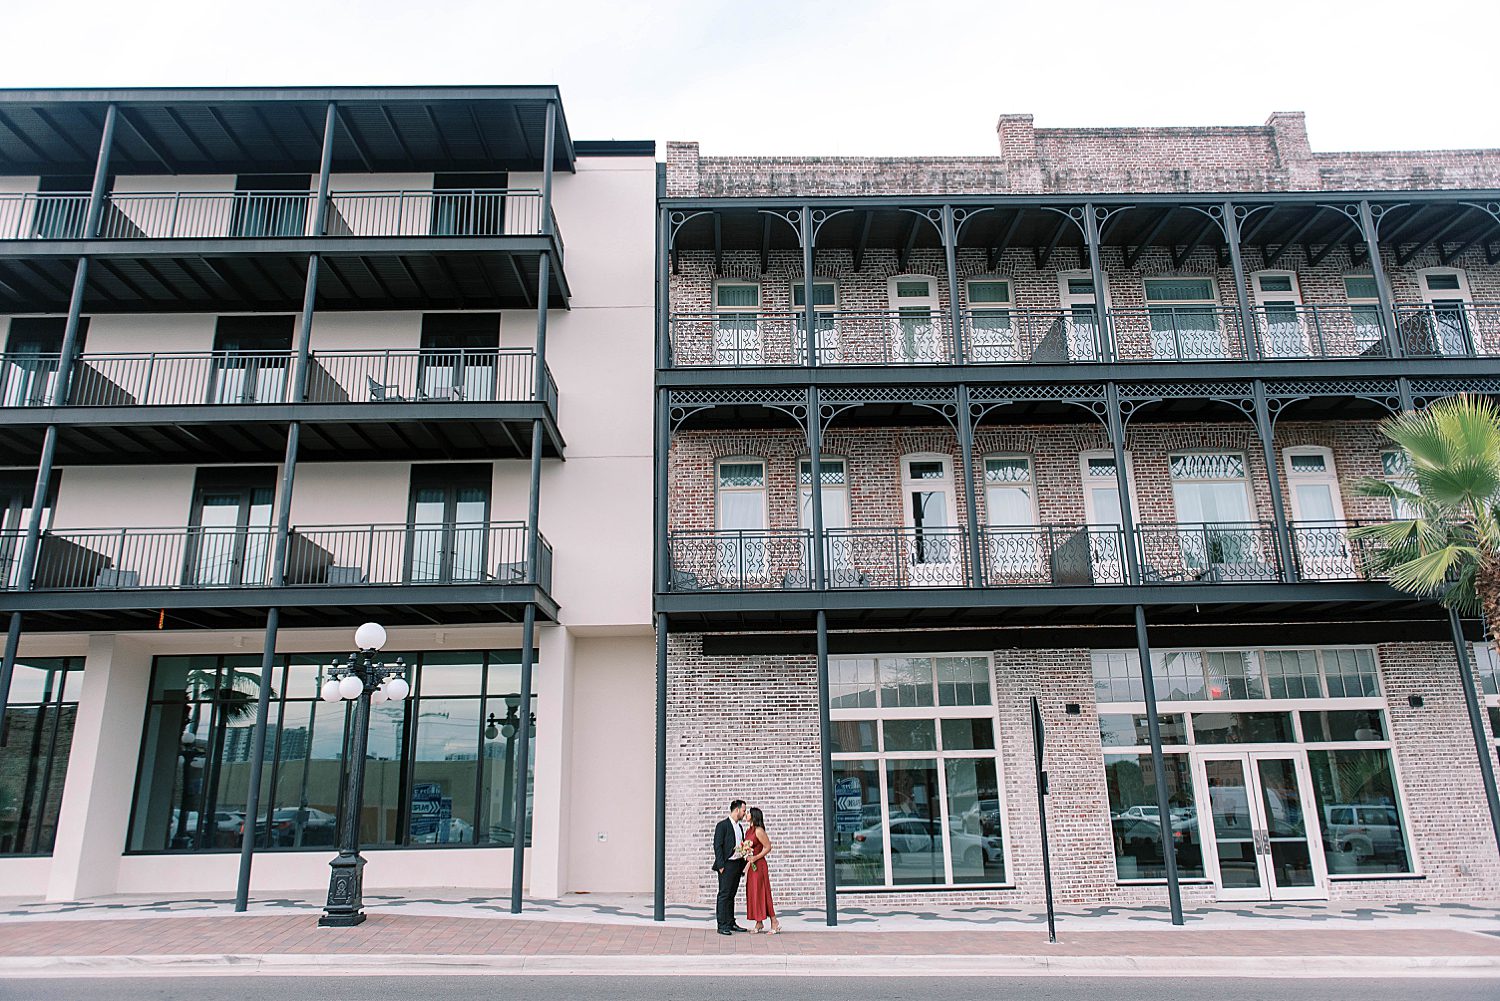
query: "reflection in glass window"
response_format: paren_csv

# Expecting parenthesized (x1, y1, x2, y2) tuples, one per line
(1307, 749, 1412, 875)
(129, 649, 535, 853)
(1099, 713, 1187, 747)
(833, 759, 884, 887)
(1104, 754, 1204, 879)
(0, 658, 81, 856)
(1323, 649, 1380, 698)
(1263, 651, 1323, 699)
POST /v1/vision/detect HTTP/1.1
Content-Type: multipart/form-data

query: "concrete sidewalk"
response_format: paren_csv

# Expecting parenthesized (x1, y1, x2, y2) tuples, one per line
(2, 909, 1500, 979)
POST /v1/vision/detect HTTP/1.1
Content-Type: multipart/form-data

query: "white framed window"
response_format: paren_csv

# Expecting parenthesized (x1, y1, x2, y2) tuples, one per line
(713, 281, 762, 365)
(715, 457, 767, 581)
(792, 280, 839, 363)
(887, 275, 944, 363)
(1058, 270, 1103, 361)
(1143, 277, 1225, 360)
(829, 652, 1011, 890)
(1342, 275, 1385, 355)
(965, 277, 1015, 362)
(1080, 451, 1134, 584)
(1167, 452, 1273, 579)
(798, 456, 851, 587)
(1475, 643, 1500, 761)
(901, 453, 962, 584)
(1285, 447, 1352, 580)
(1412, 268, 1474, 356)
(983, 454, 1044, 584)
(1095, 646, 1418, 890)
(1252, 270, 1309, 358)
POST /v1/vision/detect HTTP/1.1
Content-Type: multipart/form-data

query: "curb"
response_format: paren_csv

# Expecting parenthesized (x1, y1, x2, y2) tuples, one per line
(2, 953, 1499, 979)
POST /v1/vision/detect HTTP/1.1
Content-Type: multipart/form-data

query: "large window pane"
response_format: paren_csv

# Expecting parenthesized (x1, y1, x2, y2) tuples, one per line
(408, 698, 481, 845)
(879, 657, 935, 708)
(833, 759, 884, 887)
(1099, 713, 1186, 747)
(1308, 748, 1412, 874)
(265, 699, 345, 848)
(0, 658, 79, 856)
(1104, 753, 1204, 879)
(830, 658, 877, 710)
(936, 656, 990, 706)
(886, 759, 942, 884)
(945, 758, 1005, 883)
(1192, 712, 1294, 744)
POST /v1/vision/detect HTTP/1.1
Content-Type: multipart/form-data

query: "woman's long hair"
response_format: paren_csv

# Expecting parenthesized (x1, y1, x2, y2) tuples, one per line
(749, 806, 766, 830)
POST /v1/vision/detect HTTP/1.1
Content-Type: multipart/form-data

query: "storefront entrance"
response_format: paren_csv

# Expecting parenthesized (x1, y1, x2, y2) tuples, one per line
(1194, 750, 1328, 901)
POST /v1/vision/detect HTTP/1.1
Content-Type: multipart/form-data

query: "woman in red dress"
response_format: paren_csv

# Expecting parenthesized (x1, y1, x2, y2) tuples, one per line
(744, 806, 781, 934)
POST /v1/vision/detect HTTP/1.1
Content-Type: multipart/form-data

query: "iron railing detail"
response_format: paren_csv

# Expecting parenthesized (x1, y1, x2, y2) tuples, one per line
(7, 522, 552, 593)
(324, 188, 558, 242)
(1393, 303, 1500, 358)
(0, 348, 555, 410)
(665, 529, 813, 591)
(0, 193, 91, 240)
(824, 527, 971, 588)
(1288, 520, 1390, 582)
(668, 311, 954, 366)
(961, 310, 1104, 364)
(1109, 307, 1248, 362)
(1136, 521, 1282, 584)
(979, 524, 1127, 586)
(1250, 304, 1391, 359)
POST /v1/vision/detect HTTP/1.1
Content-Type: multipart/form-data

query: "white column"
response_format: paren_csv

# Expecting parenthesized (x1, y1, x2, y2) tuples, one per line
(46, 634, 152, 901)
(527, 623, 575, 899)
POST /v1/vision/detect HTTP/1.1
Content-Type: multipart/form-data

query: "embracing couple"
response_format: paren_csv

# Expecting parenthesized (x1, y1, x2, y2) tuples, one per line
(712, 799, 782, 935)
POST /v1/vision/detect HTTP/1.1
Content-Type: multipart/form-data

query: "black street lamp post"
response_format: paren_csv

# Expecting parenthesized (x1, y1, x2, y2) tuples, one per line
(318, 622, 408, 928)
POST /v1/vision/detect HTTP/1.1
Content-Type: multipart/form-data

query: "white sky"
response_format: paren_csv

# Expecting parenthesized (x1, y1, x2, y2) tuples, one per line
(3, 0, 1497, 157)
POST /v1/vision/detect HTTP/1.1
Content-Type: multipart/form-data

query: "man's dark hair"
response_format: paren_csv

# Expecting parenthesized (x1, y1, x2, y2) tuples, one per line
(729, 799, 745, 812)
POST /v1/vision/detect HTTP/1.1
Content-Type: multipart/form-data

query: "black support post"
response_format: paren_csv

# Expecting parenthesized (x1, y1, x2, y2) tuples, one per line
(1449, 608, 1500, 856)
(656, 208, 672, 370)
(510, 599, 538, 913)
(234, 606, 280, 912)
(1223, 201, 1260, 361)
(83, 104, 118, 240)
(1104, 383, 1142, 585)
(0, 614, 20, 746)
(815, 609, 837, 926)
(1252, 381, 1297, 582)
(956, 385, 984, 587)
(801, 206, 816, 367)
(1358, 200, 1402, 357)
(1083, 203, 1112, 361)
(941, 205, 964, 362)
(1135, 605, 1184, 925)
(540, 101, 557, 239)
(653, 611, 668, 921)
(807, 387, 826, 590)
(656, 390, 671, 594)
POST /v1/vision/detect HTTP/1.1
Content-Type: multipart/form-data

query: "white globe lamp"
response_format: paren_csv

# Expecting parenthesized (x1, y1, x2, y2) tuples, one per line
(384, 676, 410, 701)
(338, 674, 364, 700)
(320, 678, 342, 703)
(354, 622, 387, 651)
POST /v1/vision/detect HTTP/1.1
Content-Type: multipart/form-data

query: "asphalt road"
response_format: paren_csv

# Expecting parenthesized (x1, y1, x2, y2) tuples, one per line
(2, 978, 1497, 1000)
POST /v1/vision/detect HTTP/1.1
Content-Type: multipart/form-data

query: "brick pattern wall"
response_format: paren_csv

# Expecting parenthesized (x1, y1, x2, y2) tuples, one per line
(665, 634, 1500, 908)
(665, 111, 1500, 197)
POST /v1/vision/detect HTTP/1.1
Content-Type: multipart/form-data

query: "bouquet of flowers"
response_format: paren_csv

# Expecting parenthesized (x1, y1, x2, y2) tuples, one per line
(734, 837, 758, 871)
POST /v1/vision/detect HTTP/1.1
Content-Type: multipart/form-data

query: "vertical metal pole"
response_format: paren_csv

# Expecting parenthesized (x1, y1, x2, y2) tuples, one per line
(533, 253, 551, 401)
(83, 104, 118, 239)
(510, 602, 538, 913)
(1030, 697, 1056, 943)
(1358, 200, 1402, 357)
(1104, 383, 1141, 585)
(656, 208, 672, 370)
(291, 257, 320, 402)
(313, 103, 336, 235)
(955, 385, 983, 586)
(1252, 381, 1297, 581)
(1450, 608, 1500, 855)
(1083, 204, 1112, 361)
(540, 101, 557, 239)
(1223, 201, 1259, 361)
(0, 614, 20, 746)
(800, 207, 816, 367)
(815, 610, 837, 926)
(807, 387, 826, 590)
(653, 611, 668, 921)
(233, 606, 279, 912)
(1135, 605, 1183, 925)
(655, 391, 671, 594)
(941, 205, 964, 362)
(320, 658, 371, 927)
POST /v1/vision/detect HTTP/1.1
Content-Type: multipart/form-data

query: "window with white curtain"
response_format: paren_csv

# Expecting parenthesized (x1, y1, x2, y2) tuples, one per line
(716, 458, 767, 579)
(713, 282, 762, 365)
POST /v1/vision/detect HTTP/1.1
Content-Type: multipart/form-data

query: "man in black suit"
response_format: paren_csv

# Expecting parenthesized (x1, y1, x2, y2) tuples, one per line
(712, 799, 749, 935)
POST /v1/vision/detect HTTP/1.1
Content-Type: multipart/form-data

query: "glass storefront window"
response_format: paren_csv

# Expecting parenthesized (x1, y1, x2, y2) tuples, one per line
(129, 649, 535, 853)
(0, 658, 82, 856)
(829, 654, 1007, 889)
(1307, 749, 1412, 875)
(1191, 712, 1295, 745)
(1099, 713, 1186, 747)
(1104, 753, 1205, 880)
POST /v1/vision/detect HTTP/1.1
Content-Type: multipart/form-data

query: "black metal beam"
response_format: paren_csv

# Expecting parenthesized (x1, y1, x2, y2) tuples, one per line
(337, 108, 377, 172)
(1264, 207, 1325, 267)
(712, 212, 722, 275)
(760, 212, 774, 274)
(422, 104, 456, 162)
(1439, 238, 1477, 266)
(852, 210, 872, 272)
(116, 109, 176, 172)
(0, 109, 51, 164)
(897, 213, 920, 272)
(1035, 215, 1068, 269)
(987, 208, 1024, 270)
(504, 253, 534, 309)
(1396, 209, 1472, 266)
(1377, 205, 1429, 248)
(1171, 217, 1216, 269)
(1124, 207, 1175, 268)
(1307, 215, 1356, 266)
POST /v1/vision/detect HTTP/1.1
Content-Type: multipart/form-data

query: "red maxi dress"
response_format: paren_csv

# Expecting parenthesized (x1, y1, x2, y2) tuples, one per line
(745, 825, 776, 921)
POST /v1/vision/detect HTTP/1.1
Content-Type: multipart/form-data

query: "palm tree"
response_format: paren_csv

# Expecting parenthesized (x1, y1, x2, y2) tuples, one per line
(1351, 394, 1500, 634)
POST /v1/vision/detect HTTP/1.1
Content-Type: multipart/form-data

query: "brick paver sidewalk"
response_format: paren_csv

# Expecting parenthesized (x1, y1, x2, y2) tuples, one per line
(4, 914, 1500, 959)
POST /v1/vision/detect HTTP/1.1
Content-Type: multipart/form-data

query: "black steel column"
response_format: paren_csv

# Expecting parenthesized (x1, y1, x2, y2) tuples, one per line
(1449, 608, 1500, 855)
(800, 206, 816, 367)
(540, 101, 557, 238)
(653, 611, 668, 921)
(1104, 383, 1141, 585)
(83, 104, 118, 239)
(807, 387, 826, 590)
(1358, 200, 1402, 357)
(1083, 203, 1112, 361)
(510, 599, 538, 912)
(941, 205, 964, 362)
(815, 609, 837, 926)
(1252, 381, 1297, 582)
(656, 391, 671, 594)
(955, 385, 984, 586)
(0, 614, 20, 747)
(234, 606, 280, 912)
(1135, 605, 1184, 925)
(656, 207, 672, 370)
(1223, 201, 1260, 361)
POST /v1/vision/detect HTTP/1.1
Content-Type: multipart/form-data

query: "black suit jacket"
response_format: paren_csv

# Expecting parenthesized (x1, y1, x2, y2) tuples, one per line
(713, 817, 741, 872)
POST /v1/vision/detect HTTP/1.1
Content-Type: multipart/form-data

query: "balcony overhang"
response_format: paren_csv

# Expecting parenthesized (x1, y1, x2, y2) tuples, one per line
(0, 240, 569, 313)
(0, 582, 559, 632)
(656, 581, 1442, 637)
(0, 402, 564, 465)
(0, 86, 575, 175)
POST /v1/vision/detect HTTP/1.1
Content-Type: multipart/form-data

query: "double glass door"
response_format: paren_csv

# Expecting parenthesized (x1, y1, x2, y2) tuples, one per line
(188, 482, 274, 587)
(1196, 750, 1327, 900)
(407, 467, 490, 583)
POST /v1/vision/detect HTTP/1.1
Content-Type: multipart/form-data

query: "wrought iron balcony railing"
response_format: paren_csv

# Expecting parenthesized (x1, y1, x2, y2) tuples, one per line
(0, 348, 556, 411)
(1393, 302, 1500, 358)
(1108, 307, 1248, 363)
(980, 524, 1127, 586)
(668, 311, 954, 367)
(961, 310, 1104, 364)
(1288, 520, 1391, 582)
(1250, 304, 1390, 359)
(5, 521, 552, 594)
(0, 188, 561, 244)
(1136, 521, 1282, 584)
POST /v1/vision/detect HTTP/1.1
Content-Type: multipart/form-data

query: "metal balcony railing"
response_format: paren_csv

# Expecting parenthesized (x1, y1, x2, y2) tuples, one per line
(1249, 304, 1391, 359)
(665, 529, 813, 591)
(7, 522, 552, 593)
(1393, 302, 1500, 358)
(1136, 521, 1282, 584)
(961, 310, 1104, 364)
(668, 311, 954, 366)
(979, 524, 1127, 586)
(0, 188, 561, 243)
(0, 348, 555, 411)
(1109, 307, 1248, 362)
(825, 527, 971, 588)
(1288, 520, 1391, 582)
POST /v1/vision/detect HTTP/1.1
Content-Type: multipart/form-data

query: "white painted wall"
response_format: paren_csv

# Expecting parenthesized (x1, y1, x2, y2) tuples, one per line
(327, 173, 433, 237)
(287, 463, 412, 528)
(82, 313, 217, 355)
(108, 175, 237, 238)
(50, 467, 199, 529)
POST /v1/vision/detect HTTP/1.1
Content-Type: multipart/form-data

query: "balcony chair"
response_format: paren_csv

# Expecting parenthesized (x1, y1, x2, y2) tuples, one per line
(366, 375, 406, 402)
(325, 565, 366, 585)
(95, 567, 140, 588)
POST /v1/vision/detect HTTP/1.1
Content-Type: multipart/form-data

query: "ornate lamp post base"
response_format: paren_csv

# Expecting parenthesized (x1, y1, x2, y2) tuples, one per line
(319, 851, 367, 927)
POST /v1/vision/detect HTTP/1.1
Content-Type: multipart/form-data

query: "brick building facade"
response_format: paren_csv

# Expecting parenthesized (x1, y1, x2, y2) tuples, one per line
(654, 112, 1500, 920)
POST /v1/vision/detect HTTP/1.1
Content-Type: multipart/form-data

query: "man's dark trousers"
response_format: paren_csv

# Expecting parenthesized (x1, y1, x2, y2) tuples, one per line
(716, 859, 746, 931)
